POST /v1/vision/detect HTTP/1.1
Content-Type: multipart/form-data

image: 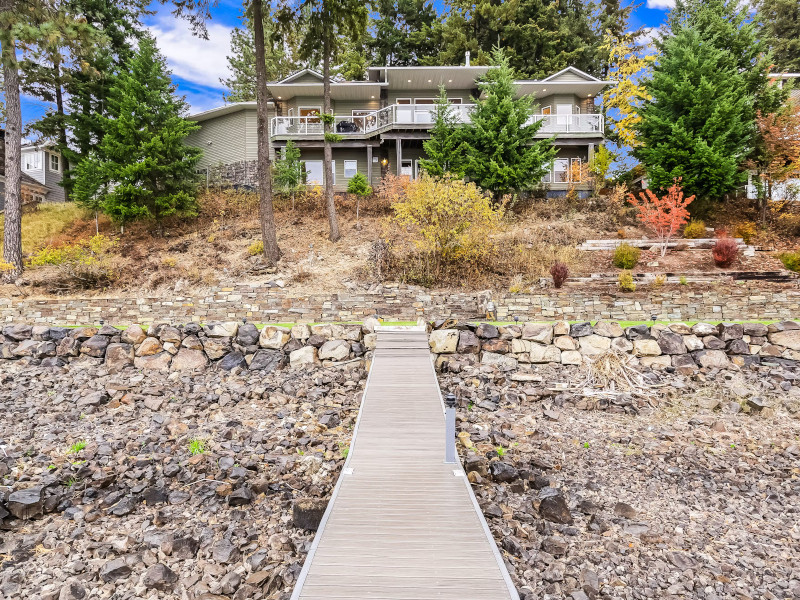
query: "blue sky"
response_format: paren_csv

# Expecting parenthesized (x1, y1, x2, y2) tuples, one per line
(18, 0, 673, 129)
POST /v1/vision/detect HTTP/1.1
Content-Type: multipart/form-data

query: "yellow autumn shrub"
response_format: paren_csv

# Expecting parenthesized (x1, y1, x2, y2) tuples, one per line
(391, 174, 504, 267)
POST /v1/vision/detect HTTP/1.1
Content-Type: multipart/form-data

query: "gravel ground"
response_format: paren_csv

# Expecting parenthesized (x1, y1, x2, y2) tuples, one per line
(2, 357, 799, 600)
(442, 361, 800, 600)
(0, 361, 364, 600)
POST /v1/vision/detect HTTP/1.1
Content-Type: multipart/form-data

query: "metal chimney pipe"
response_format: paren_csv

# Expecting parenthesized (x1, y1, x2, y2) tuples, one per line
(465, 51, 471, 67)
(444, 393, 457, 464)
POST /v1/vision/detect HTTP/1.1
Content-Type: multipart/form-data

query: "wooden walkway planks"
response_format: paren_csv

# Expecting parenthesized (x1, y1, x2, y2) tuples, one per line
(291, 328, 519, 600)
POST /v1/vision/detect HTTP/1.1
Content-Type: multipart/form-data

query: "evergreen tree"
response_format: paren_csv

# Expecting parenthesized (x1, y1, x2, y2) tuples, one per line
(634, 27, 753, 216)
(435, 0, 605, 78)
(419, 86, 465, 177)
(222, 1, 300, 101)
(288, 0, 369, 242)
(757, 0, 800, 72)
(74, 35, 202, 234)
(273, 140, 305, 209)
(368, 0, 440, 66)
(459, 49, 557, 201)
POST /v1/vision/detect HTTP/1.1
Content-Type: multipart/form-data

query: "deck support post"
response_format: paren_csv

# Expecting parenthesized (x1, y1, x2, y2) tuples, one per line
(444, 393, 457, 464)
(367, 145, 373, 185)
(396, 138, 402, 176)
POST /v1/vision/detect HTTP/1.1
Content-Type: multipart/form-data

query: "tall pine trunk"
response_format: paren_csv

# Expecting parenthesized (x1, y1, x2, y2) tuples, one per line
(253, 0, 281, 265)
(2, 44, 23, 278)
(322, 37, 340, 242)
(52, 51, 72, 202)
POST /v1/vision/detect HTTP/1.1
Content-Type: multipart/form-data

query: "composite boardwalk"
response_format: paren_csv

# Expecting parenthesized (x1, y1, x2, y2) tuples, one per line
(291, 328, 519, 600)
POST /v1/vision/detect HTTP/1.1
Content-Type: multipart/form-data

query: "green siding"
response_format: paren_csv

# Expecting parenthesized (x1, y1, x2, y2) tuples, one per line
(187, 106, 277, 169)
(296, 147, 377, 192)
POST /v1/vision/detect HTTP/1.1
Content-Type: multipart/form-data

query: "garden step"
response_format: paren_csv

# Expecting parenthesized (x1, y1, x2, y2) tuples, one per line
(578, 238, 747, 251)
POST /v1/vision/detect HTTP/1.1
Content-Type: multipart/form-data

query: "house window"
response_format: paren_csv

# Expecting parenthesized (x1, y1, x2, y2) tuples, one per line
(401, 159, 414, 178)
(396, 98, 412, 104)
(541, 106, 552, 115)
(305, 161, 323, 185)
(344, 160, 358, 179)
(553, 159, 569, 183)
(299, 107, 321, 123)
(24, 152, 41, 171)
(50, 153, 60, 172)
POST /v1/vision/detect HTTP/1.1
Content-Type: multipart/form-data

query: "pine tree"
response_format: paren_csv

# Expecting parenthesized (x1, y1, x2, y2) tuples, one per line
(435, 0, 606, 79)
(419, 86, 465, 177)
(368, 0, 440, 66)
(757, 0, 800, 72)
(273, 140, 305, 209)
(289, 0, 369, 242)
(459, 49, 557, 201)
(634, 27, 753, 216)
(74, 35, 202, 234)
(222, 1, 299, 102)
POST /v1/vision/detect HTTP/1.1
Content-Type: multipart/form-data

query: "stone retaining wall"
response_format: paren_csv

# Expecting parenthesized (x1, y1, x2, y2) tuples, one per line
(1, 284, 799, 325)
(2, 318, 799, 374)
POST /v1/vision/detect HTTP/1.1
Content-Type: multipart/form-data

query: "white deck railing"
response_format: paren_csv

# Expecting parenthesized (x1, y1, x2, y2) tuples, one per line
(270, 106, 603, 137)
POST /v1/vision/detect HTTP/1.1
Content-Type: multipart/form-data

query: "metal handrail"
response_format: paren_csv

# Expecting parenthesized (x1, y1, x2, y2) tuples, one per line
(270, 106, 602, 136)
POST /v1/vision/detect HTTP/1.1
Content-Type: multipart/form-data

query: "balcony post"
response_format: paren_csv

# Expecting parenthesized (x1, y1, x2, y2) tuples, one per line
(396, 138, 402, 176)
(367, 145, 373, 185)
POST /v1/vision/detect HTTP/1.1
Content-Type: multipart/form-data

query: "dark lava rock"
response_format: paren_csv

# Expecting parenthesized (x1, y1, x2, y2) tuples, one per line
(235, 323, 260, 347)
(702, 336, 726, 350)
(80, 335, 110, 357)
(293, 498, 329, 530)
(539, 493, 574, 524)
(625, 325, 651, 340)
(7, 487, 43, 520)
(306, 334, 326, 348)
(613, 502, 637, 519)
(570, 322, 593, 338)
(457, 331, 481, 354)
(476, 323, 499, 339)
(219, 351, 247, 371)
(717, 322, 744, 341)
(658, 332, 686, 355)
(249, 349, 282, 372)
(228, 486, 254, 506)
(212, 539, 241, 564)
(489, 461, 519, 482)
(726, 339, 750, 355)
(142, 563, 178, 591)
(99, 557, 131, 582)
(141, 487, 168, 505)
(170, 537, 199, 559)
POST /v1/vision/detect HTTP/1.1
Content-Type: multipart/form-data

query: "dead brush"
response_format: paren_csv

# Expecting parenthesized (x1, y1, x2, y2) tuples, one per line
(569, 350, 664, 402)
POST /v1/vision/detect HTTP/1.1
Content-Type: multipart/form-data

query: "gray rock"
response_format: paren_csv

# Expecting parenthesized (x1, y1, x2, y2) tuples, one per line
(658, 332, 686, 355)
(3, 324, 32, 341)
(625, 325, 651, 340)
(105, 343, 134, 371)
(142, 563, 178, 591)
(319, 339, 350, 361)
(235, 323, 260, 346)
(457, 331, 481, 354)
(228, 486, 254, 506)
(476, 323, 499, 339)
(7, 487, 43, 519)
(212, 539, 241, 564)
(293, 498, 329, 530)
(219, 351, 247, 371)
(570, 322, 592, 338)
(99, 557, 131, 582)
(249, 349, 282, 372)
(717, 322, 744, 341)
(170, 348, 208, 371)
(489, 461, 519, 482)
(538, 493, 573, 524)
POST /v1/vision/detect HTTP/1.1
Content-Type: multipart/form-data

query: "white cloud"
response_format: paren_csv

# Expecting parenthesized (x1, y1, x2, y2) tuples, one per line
(647, 0, 675, 9)
(638, 27, 659, 48)
(147, 14, 233, 91)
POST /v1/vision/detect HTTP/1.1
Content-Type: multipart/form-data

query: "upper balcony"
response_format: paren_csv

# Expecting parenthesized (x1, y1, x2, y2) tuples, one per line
(270, 104, 604, 140)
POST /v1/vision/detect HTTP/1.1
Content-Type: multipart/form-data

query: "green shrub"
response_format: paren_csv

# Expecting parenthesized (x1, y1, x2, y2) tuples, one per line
(683, 219, 706, 239)
(612, 243, 641, 269)
(347, 173, 372, 196)
(618, 270, 636, 292)
(779, 251, 800, 272)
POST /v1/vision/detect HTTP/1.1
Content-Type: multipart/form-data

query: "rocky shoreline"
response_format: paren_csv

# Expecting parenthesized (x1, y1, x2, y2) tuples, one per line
(2, 319, 799, 599)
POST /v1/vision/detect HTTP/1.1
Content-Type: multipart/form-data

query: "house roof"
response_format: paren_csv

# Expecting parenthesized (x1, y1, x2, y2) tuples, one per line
(266, 80, 387, 102)
(0, 173, 50, 193)
(514, 67, 612, 99)
(277, 69, 324, 84)
(188, 102, 258, 122)
(367, 65, 491, 90)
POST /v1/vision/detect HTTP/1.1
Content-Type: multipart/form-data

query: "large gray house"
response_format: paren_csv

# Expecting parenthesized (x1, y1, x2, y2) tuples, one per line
(187, 63, 611, 194)
(0, 130, 53, 212)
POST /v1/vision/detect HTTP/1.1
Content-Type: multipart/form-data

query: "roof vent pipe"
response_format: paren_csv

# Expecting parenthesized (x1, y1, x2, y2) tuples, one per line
(465, 51, 470, 67)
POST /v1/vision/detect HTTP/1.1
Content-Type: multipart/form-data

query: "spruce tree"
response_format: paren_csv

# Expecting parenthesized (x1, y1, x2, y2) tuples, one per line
(75, 35, 202, 234)
(757, 0, 800, 72)
(419, 86, 465, 178)
(459, 49, 557, 201)
(634, 27, 753, 216)
(273, 140, 305, 209)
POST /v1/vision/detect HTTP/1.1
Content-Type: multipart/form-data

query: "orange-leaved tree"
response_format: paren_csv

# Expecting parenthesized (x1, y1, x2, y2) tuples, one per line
(628, 180, 695, 257)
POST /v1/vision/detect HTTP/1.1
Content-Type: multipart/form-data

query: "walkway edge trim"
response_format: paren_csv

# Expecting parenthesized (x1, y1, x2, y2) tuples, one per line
(289, 344, 376, 600)
(425, 353, 522, 600)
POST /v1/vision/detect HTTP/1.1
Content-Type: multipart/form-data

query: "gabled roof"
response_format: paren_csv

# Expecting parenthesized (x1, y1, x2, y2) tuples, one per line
(277, 69, 324, 84)
(188, 102, 259, 122)
(540, 66, 604, 83)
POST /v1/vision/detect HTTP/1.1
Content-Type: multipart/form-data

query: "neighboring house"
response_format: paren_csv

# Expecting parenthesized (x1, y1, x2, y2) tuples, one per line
(188, 62, 610, 194)
(745, 73, 800, 202)
(0, 129, 51, 212)
(20, 141, 66, 203)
